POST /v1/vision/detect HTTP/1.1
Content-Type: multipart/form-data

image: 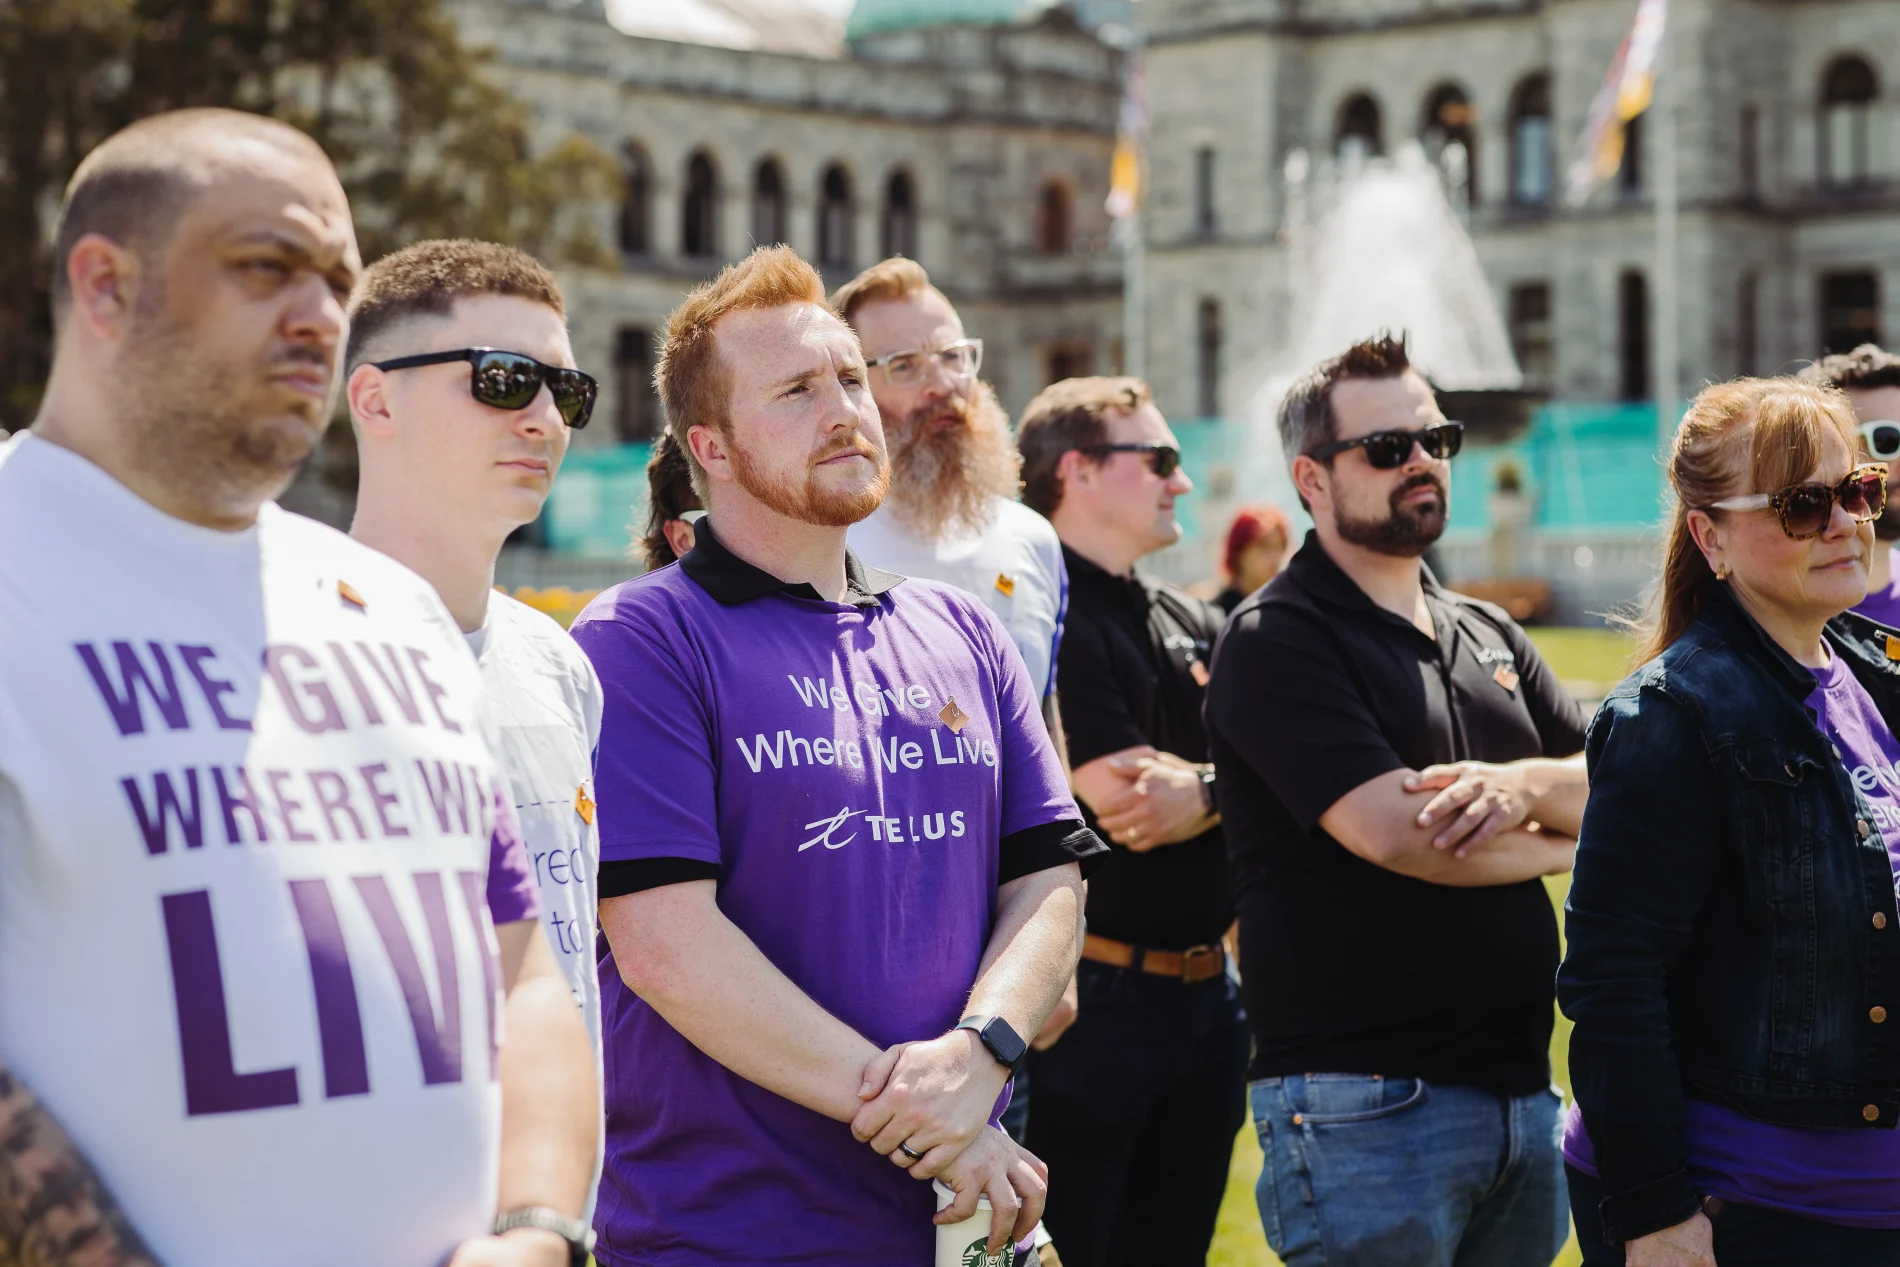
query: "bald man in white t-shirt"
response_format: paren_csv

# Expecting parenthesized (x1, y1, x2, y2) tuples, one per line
(0, 110, 590, 1267)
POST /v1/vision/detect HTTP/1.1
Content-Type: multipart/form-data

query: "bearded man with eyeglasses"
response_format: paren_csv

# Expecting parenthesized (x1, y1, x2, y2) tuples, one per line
(1802, 344, 1900, 625)
(1010, 374, 1243, 1267)
(1205, 333, 1589, 1267)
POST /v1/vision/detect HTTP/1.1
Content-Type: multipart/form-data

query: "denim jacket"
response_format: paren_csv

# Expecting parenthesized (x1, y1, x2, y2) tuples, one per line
(1557, 581, 1900, 1244)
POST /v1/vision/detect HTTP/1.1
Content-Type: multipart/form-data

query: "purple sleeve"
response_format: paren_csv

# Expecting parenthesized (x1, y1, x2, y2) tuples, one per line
(986, 604, 1081, 837)
(484, 782, 540, 925)
(568, 610, 723, 868)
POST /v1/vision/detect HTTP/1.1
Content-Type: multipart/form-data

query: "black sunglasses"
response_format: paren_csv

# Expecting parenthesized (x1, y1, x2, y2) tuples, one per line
(1704, 464, 1889, 541)
(371, 347, 598, 430)
(1307, 421, 1465, 469)
(1078, 443, 1182, 478)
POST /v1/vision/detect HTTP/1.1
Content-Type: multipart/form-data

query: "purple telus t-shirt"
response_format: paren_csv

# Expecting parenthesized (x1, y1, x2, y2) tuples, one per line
(1565, 649, 1900, 1227)
(570, 554, 1081, 1266)
(1856, 547, 1900, 628)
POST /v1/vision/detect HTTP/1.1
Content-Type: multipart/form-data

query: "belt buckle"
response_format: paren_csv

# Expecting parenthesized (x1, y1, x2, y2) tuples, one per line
(1180, 945, 1222, 983)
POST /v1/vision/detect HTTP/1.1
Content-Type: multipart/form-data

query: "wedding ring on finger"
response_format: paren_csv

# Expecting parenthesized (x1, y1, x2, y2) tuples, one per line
(897, 1141, 924, 1162)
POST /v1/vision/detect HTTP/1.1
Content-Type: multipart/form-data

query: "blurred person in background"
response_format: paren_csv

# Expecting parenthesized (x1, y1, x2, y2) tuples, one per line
(1015, 376, 1243, 1267)
(1560, 377, 1900, 1266)
(1802, 345, 1900, 625)
(1208, 334, 1586, 1267)
(638, 432, 703, 571)
(1214, 503, 1292, 615)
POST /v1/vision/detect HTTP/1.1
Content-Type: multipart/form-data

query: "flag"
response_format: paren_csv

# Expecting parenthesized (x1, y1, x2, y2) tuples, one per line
(1106, 52, 1147, 226)
(1563, 0, 1668, 206)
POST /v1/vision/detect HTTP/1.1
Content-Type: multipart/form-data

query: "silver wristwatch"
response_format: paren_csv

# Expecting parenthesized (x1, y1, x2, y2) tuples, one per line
(492, 1206, 595, 1267)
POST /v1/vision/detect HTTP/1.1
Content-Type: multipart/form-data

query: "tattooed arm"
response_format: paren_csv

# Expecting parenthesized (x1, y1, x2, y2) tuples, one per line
(0, 1065, 157, 1267)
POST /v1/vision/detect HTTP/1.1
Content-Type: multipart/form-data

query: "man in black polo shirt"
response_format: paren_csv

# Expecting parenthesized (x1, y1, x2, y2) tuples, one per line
(1015, 376, 1245, 1267)
(1206, 334, 1588, 1267)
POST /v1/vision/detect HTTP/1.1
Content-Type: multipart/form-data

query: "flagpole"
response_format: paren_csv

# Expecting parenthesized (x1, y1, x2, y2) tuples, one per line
(1654, 0, 1680, 447)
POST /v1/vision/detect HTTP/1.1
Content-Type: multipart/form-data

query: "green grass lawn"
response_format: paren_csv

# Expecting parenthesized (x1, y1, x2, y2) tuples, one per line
(1203, 628, 1629, 1266)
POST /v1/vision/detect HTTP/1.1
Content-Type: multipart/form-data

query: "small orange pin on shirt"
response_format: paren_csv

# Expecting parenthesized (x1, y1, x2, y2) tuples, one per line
(939, 698, 969, 734)
(1885, 634, 1900, 662)
(994, 573, 1016, 598)
(1494, 664, 1521, 693)
(574, 782, 596, 826)
(1190, 661, 1210, 687)
(338, 580, 367, 612)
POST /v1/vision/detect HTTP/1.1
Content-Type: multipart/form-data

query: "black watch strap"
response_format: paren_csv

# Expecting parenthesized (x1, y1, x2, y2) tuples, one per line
(957, 1013, 1029, 1076)
(492, 1206, 595, 1267)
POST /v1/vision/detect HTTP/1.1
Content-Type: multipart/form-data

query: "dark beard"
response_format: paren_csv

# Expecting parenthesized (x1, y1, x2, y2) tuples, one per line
(728, 427, 891, 528)
(884, 385, 1021, 540)
(1336, 473, 1448, 557)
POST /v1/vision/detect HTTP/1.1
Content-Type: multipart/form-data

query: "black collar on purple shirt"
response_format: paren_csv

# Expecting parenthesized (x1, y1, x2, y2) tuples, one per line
(678, 516, 902, 609)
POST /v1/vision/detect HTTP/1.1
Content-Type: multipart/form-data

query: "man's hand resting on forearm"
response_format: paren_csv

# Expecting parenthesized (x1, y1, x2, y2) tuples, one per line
(852, 1028, 1011, 1177)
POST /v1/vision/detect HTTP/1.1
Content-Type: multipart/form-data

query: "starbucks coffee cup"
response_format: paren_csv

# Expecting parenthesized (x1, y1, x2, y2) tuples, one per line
(933, 1179, 1017, 1267)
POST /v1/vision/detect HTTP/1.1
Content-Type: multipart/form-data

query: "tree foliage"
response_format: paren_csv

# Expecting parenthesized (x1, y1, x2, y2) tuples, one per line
(0, 0, 618, 428)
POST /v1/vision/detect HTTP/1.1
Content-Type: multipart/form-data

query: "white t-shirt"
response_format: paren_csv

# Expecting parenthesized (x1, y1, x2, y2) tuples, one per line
(0, 432, 540, 1267)
(848, 496, 1067, 699)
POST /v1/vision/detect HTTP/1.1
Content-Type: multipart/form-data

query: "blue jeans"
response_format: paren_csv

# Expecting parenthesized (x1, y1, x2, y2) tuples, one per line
(1251, 1074, 1567, 1267)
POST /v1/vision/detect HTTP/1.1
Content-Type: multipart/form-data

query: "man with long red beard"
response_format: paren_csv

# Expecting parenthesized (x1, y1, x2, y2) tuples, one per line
(836, 260, 1069, 741)
(570, 246, 1105, 1265)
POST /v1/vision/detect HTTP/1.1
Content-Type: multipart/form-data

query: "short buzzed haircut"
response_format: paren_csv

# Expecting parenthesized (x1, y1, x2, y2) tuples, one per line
(1801, 343, 1900, 392)
(51, 108, 330, 324)
(831, 256, 932, 326)
(1277, 332, 1415, 462)
(656, 244, 832, 498)
(1016, 376, 1154, 516)
(345, 239, 565, 372)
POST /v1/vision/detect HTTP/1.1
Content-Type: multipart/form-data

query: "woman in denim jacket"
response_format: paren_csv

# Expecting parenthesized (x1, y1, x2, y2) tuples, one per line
(1559, 377, 1900, 1266)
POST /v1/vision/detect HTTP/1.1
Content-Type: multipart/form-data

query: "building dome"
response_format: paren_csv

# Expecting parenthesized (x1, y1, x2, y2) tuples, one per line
(845, 0, 1053, 41)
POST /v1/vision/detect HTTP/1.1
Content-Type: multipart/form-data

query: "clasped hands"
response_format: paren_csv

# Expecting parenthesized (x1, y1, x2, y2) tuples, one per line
(1092, 746, 1216, 852)
(1401, 759, 1568, 857)
(850, 1028, 1045, 1255)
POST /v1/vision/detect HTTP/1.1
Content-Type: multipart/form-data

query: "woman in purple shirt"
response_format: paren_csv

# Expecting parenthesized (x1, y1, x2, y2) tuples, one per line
(1559, 377, 1900, 1266)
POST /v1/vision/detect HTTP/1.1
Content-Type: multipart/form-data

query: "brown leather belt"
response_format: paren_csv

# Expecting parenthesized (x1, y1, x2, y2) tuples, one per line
(1082, 932, 1226, 984)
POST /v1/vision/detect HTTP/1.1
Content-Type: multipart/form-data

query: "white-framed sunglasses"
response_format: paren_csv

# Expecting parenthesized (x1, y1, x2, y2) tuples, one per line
(677, 509, 707, 526)
(1859, 420, 1900, 462)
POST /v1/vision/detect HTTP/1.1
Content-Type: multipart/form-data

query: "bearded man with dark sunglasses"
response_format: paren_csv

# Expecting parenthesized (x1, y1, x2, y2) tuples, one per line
(1013, 376, 1245, 1267)
(1204, 333, 1589, 1267)
(1802, 344, 1900, 625)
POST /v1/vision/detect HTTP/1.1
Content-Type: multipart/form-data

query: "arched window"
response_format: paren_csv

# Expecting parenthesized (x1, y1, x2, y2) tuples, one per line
(818, 164, 854, 272)
(1196, 298, 1222, 418)
(1035, 179, 1073, 254)
(620, 144, 652, 256)
(1821, 56, 1878, 189)
(752, 159, 787, 247)
(681, 150, 719, 260)
(1335, 93, 1383, 163)
(1421, 83, 1477, 205)
(1618, 269, 1650, 401)
(882, 169, 917, 259)
(1508, 74, 1552, 208)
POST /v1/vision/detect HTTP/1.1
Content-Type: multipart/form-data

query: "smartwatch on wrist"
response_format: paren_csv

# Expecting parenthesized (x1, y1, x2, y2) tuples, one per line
(1198, 766, 1218, 815)
(492, 1206, 594, 1267)
(956, 1014, 1029, 1077)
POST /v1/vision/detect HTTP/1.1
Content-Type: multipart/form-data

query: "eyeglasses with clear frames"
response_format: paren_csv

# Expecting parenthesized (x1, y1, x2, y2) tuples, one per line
(864, 338, 984, 388)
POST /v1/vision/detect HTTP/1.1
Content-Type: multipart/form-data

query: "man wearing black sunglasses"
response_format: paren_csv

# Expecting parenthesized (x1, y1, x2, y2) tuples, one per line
(1206, 333, 1588, 1267)
(346, 238, 603, 1262)
(1803, 345, 1900, 626)
(1014, 375, 1245, 1267)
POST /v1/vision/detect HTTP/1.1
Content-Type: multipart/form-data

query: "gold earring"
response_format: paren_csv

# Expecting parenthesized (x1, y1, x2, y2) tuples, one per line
(1715, 565, 1730, 581)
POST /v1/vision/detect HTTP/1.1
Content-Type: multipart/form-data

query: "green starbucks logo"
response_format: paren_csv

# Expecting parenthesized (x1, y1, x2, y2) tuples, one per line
(959, 1237, 1015, 1267)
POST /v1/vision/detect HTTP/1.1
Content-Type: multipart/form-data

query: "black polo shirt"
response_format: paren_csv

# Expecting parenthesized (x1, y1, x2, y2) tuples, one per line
(1056, 545, 1232, 951)
(1206, 532, 1586, 1094)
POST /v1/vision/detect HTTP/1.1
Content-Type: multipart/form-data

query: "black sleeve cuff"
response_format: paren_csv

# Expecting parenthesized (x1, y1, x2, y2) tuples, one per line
(598, 857, 722, 899)
(1598, 1169, 1702, 1246)
(998, 819, 1109, 885)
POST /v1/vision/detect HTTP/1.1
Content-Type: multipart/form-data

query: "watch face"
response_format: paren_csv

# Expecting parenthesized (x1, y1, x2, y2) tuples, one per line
(984, 1017, 1028, 1067)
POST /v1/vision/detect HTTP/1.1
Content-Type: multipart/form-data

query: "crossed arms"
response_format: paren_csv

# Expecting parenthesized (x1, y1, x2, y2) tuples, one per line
(600, 861, 1086, 1254)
